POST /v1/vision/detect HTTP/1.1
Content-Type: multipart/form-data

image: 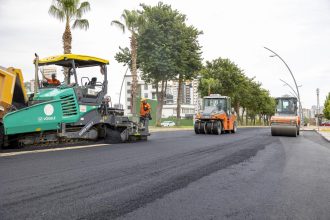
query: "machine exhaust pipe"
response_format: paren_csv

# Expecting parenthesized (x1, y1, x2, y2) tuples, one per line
(34, 53, 39, 95)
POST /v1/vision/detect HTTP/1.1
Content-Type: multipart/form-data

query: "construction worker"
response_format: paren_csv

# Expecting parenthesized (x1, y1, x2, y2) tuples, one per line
(140, 98, 151, 128)
(43, 73, 61, 86)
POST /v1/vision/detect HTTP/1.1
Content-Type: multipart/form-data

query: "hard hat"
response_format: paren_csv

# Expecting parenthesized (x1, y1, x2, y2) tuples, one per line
(141, 98, 147, 102)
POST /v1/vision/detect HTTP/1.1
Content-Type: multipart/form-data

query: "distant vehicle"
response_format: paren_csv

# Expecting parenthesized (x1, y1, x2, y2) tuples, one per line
(161, 121, 176, 127)
(271, 96, 300, 137)
(321, 121, 330, 126)
(194, 94, 237, 135)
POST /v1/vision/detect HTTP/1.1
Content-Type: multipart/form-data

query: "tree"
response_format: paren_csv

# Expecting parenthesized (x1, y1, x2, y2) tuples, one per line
(138, 2, 186, 126)
(111, 10, 144, 116)
(198, 57, 275, 125)
(49, 0, 90, 81)
(324, 92, 330, 120)
(49, 0, 90, 54)
(198, 58, 247, 123)
(115, 47, 132, 68)
(201, 78, 219, 95)
(175, 24, 203, 120)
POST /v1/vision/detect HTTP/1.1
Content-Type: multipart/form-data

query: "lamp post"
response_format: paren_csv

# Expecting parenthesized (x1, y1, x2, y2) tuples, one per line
(264, 47, 303, 125)
(118, 66, 131, 108)
(280, 78, 299, 98)
(317, 88, 320, 131)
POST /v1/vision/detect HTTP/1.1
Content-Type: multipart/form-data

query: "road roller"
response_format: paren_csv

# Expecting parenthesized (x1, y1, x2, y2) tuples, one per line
(271, 96, 300, 137)
(194, 94, 237, 135)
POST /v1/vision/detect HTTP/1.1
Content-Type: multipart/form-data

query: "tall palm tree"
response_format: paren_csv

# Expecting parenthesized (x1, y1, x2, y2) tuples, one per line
(49, 0, 91, 54)
(111, 10, 144, 116)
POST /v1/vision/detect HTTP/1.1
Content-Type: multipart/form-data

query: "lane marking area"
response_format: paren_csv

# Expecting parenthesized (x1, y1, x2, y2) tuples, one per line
(0, 144, 109, 157)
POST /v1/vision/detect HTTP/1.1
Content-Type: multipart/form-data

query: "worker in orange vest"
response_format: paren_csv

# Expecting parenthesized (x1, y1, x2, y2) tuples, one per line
(42, 73, 61, 86)
(140, 98, 151, 127)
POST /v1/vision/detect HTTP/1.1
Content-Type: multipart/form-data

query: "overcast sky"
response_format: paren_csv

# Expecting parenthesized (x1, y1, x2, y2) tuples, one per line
(0, 0, 329, 108)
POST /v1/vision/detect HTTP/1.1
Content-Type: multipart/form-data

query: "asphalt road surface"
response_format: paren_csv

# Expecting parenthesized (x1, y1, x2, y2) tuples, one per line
(1, 128, 330, 220)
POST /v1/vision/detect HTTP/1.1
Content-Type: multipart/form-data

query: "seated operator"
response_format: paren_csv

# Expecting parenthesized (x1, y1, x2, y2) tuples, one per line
(42, 73, 61, 86)
(217, 103, 223, 111)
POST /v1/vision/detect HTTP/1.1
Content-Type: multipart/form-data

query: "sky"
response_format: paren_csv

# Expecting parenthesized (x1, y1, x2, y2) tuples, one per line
(0, 0, 329, 109)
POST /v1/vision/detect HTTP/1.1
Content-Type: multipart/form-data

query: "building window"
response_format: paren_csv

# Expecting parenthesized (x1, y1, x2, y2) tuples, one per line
(152, 85, 156, 89)
(127, 82, 131, 86)
(127, 105, 131, 109)
(127, 98, 131, 102)
(127, 90, 131, 94)
(144, 93, 148, 98)
(144, 84, 148, 90)
(152, 93, 157, 99)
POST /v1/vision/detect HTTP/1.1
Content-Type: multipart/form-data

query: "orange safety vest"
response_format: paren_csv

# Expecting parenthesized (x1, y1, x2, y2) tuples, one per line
(47, 78, 61, 86)
(140, 102, 151, 117)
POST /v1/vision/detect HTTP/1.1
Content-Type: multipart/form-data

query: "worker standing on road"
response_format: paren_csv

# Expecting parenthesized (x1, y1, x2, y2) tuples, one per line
(140, 98, 151, 129)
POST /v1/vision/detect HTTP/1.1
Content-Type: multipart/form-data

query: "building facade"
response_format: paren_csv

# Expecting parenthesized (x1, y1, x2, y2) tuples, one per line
(122, 75, 200, 118)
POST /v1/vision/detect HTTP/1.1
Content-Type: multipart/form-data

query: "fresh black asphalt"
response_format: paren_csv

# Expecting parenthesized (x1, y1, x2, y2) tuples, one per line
(0, 128, 329, 219)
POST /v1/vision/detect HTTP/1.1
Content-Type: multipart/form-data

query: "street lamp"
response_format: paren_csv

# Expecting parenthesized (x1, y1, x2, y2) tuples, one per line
(118, 67, 130, 106)
(264, 47, 303, 125)
(280, 78, 298, 98)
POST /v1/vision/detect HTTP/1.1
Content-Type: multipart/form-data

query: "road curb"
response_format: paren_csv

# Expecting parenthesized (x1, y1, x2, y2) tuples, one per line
(314, 130, 330, 142)
(149, 127, 192, 133)
(149, 126, 269, 133)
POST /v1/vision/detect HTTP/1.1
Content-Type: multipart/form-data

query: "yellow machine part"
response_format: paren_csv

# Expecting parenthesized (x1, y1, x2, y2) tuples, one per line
(0, 66, 28, 119)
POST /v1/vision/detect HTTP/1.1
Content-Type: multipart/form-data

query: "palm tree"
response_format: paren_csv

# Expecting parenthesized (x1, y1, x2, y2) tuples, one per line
(111, 10, 144, 116)
(202, 78, 219, 95)
(49, 0, 90, 54)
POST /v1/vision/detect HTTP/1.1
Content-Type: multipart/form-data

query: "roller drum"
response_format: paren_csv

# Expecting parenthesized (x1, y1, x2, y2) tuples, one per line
(271, 125, 297, 137)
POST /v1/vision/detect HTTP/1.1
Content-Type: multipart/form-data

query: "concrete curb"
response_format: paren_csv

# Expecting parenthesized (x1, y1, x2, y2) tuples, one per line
(149, 127, 192, 133)
(149, 126, 269, 133)
(315, 130, 330, 142)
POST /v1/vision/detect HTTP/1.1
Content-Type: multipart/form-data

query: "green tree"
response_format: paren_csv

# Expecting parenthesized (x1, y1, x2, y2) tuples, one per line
(198, 58, 247, 123)
(175, 23, 203, 120)
(200, 78, 219, 95)
(111, 10, 144, 116)
(138, 2, 187, 126)
(115, 47, 132, 68)
(49, 0, 90, 81)
(198, 57, 275, 125)
(324, 92, 330, 120)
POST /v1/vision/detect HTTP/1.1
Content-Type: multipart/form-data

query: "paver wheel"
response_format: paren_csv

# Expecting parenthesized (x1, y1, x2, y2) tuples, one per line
(105, 127, 126, 144)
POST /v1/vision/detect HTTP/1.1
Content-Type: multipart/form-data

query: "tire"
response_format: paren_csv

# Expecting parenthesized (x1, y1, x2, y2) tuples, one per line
(105, 127, 126, 144)
(205, 122, 213, 134)
(140, 136, 148, 141)
(231, 122, 237, 134)
(194, 122, 200, 134)
(213, 121, 222, 135)
(199, 122, 206, 134)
